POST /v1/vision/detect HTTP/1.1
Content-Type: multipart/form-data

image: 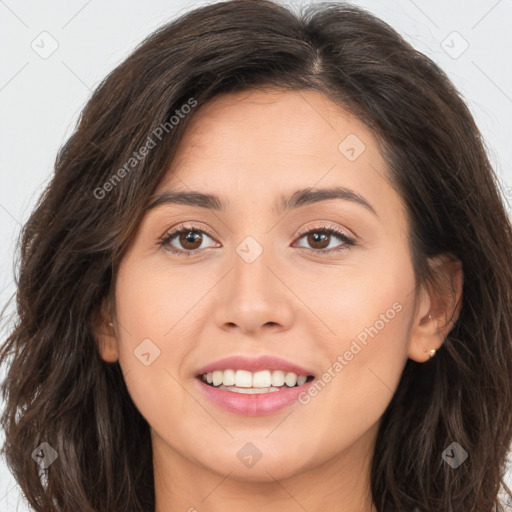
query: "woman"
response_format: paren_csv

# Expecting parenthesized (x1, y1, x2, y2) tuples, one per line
(1, 1, 511, 510)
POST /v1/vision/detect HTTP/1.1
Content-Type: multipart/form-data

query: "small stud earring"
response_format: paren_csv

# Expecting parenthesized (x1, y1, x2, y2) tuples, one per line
(425, 314, 437, 358)
(425, 348, 437, 358)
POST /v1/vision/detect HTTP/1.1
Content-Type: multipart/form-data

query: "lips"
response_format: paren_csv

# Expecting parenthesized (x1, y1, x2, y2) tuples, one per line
(194, 355, 317, 416)
(196, 378, 315, 415)
(195, 354, 316, 377)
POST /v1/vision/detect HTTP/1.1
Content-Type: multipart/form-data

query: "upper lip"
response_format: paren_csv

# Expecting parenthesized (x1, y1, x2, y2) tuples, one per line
(195, 355, 316, 377)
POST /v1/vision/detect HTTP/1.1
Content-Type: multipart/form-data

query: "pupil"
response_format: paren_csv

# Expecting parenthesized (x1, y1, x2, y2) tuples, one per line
(181, 231, 201, 248)
(309, 232, 328, 249)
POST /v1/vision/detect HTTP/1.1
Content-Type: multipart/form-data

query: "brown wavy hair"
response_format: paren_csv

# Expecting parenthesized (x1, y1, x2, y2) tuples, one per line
(1, 1, 511, 510)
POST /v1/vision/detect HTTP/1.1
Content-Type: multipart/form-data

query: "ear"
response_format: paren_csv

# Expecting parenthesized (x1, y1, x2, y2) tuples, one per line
(408, 253, 463, 363)
(93, 297, 119, 363)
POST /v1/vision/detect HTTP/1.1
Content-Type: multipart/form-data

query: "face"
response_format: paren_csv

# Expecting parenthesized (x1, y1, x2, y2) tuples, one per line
(98, 89, 433, 487)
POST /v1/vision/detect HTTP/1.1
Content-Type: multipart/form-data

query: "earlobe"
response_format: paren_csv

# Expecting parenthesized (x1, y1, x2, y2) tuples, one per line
(408, 254, 463, 363)
(98, 323, 119, 363)
(93, 302, 120, 363)
(408, 310, 441, 363)
(423, 316, 438, 359)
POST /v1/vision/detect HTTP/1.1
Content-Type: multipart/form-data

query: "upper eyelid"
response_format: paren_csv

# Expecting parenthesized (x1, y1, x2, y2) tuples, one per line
(162, 223, 350, 240)
(162, 223, 216, 240)
(295, 222, 354, 238)
(161, 223, 354, 251)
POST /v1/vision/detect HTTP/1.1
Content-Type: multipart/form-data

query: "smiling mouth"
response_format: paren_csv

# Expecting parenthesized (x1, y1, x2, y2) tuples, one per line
(198, 369, 315, 394)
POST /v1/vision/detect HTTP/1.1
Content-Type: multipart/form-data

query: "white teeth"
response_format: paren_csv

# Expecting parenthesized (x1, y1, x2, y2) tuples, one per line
(252, 370, 271, 387)
(212, 370, 223, 386)
(235, 370, 253, 388)
(218, 385, 281, 394)
(271, 370, 285, 387)
(201, 369, 311, 389)
(223, 369, 236, 386)
(285, 372, 297, 387)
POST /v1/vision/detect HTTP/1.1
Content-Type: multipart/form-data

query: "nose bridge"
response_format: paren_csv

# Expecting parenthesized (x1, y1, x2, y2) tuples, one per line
(231, 232, 276, 308)
(214, 232, 294, 333)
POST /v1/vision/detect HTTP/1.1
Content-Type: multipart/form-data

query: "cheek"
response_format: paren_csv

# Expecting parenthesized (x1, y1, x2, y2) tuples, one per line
(113, 254, 237, 435)
(115, 255, 212, 345)
(294, 246, 416, 350)
(291, 248, 416, 429)
(112, 258, 198, 422)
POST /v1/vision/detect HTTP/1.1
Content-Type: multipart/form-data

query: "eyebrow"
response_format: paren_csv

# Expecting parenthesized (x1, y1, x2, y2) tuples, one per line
(146, 186, 377, 217)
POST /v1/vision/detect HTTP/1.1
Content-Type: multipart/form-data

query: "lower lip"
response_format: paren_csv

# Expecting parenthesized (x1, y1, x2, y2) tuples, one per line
(195, 378, 315, 416)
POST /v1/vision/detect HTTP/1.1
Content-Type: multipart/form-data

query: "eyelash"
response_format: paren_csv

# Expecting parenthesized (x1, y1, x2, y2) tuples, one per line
(158, 223, 356, 257)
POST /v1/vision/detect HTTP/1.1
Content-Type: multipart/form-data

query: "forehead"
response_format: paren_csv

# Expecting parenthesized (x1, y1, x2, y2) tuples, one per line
(166, 88, 382, 172)
(154, 88, 404, 224)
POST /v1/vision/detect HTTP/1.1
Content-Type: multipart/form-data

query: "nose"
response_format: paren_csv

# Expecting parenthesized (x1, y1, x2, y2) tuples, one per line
(214, 245, 295, 336)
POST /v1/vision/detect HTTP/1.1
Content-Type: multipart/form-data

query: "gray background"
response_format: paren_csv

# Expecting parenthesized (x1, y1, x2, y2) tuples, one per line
(1, 0, 511, 509)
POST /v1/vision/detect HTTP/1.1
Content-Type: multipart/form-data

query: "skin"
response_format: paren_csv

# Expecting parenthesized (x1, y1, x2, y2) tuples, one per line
(96, 89, 462, 512)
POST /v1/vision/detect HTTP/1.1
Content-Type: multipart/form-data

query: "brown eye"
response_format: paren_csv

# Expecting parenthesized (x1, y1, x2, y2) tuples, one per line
(305, 232, 331, 250)
(295, 226, 355, 254)
(160, 226, 218, 255)
(178, 230, 203, 250)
